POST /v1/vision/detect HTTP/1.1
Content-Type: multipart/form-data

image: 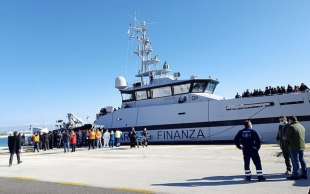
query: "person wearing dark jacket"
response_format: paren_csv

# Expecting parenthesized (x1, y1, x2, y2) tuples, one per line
(234, 120, 266, 182)
(142, 128, 148, 147)
(8, 131, 22, 166)
(48, 131, 54, 149)
(43, 133, 49, 151)
(129, 128, 137, 148)
(62, 130, 70, 153)
(276, 116, 292, 175)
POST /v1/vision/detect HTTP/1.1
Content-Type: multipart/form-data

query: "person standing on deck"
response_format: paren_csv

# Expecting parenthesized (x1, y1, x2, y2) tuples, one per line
(286, 116, 308, 180)
(234, 120, 266, 182)
(276, 116, 292, 175)
(8, 131, 22, 166)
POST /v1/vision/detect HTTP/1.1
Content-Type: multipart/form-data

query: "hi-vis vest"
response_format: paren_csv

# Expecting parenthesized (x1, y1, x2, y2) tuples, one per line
(34, 135, 40, 143)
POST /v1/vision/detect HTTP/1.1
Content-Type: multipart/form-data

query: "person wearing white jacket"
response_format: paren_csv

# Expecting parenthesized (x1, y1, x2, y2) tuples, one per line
(103, 130, 110, 148)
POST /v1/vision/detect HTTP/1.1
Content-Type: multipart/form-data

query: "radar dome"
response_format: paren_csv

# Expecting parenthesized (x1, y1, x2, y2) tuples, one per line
(115, 76, 128, 90)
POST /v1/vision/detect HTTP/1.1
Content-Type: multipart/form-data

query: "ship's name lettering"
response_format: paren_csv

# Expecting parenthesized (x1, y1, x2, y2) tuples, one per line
(157, 129, 206, 140)
(120, 128, 208, 142)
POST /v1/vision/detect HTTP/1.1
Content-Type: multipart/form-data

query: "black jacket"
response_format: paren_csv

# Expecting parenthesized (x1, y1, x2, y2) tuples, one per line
(234, 128, 261, 151)
(8, 135, 21, 153)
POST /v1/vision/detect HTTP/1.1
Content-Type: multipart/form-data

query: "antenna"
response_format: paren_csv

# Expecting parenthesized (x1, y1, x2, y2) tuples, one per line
(128, 18, 171, 86)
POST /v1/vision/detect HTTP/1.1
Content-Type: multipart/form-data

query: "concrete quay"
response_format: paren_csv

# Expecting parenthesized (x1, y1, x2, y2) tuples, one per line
(0, 145, 309, 194)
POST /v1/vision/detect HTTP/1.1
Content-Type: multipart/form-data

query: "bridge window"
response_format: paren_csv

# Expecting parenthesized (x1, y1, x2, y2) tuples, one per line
(121, 93, 133, 101)
(135, 90, 148, 100)
(173, 84, 191, 95)
(151, 86, 172, 98)
(206, 82, 216, 93)
(192, 82, 207, 93)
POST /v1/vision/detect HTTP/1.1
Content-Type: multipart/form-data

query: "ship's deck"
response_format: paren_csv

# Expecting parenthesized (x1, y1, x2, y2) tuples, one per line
(0, 145, 309, 194)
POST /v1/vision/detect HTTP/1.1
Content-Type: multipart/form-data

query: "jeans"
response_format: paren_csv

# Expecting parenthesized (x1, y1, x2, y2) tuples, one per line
(290, 150, 307, 177)
(96, 139, 102, 148)
(110, 138, 115, 147)
(64, 142, 70, 153)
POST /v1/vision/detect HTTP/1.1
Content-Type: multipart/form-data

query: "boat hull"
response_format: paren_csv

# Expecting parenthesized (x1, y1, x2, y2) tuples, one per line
(95, 92, 310, 143)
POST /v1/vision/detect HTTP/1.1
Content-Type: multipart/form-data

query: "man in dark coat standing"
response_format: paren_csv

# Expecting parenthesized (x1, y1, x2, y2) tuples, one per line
(129, 128, 137, 148)
(234, 120, 266, 182)
(8, 131, 22, 167)
(276, 116, 292, 175)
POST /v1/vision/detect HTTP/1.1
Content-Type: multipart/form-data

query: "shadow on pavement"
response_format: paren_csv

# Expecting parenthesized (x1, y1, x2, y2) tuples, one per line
(293, 168, 310, 187)
(152, 173, 295, 187)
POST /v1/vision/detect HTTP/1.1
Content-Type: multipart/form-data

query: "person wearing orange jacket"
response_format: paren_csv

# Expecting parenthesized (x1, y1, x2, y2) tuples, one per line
(88, 129, 96, 150)
(70, 131, 77, 152)
(95, 129, 102, 148)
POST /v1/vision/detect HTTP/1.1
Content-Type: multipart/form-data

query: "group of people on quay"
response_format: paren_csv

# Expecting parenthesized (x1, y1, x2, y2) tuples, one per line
(235, 83, 309, 98)
(234, 116, 308, 181)
(85, 128, 124, 150)
(31, 128, 127, 153)
(7, 127, 150, 166)
(128, 127, 149, 148)
(6, 117, 308, 183)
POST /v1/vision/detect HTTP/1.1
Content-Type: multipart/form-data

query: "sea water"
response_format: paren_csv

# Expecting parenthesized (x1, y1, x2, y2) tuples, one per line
(0, 137, 8, 148)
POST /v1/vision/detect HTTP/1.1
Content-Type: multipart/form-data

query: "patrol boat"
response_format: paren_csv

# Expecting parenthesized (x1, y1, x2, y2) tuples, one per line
(95, 21, 310, 144)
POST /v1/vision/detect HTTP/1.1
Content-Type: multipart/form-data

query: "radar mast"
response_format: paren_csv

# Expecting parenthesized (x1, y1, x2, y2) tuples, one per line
(128, 19, 170, 86)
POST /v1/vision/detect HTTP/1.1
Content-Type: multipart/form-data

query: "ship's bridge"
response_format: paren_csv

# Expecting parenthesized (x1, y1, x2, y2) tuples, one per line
(120, 78, 219, 107)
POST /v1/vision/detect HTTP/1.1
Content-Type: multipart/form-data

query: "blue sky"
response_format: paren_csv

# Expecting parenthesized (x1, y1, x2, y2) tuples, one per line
(0, 0, 309, 128)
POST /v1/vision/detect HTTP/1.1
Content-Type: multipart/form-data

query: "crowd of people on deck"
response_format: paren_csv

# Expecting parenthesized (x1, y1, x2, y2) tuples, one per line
(235, 83, 309, 98)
